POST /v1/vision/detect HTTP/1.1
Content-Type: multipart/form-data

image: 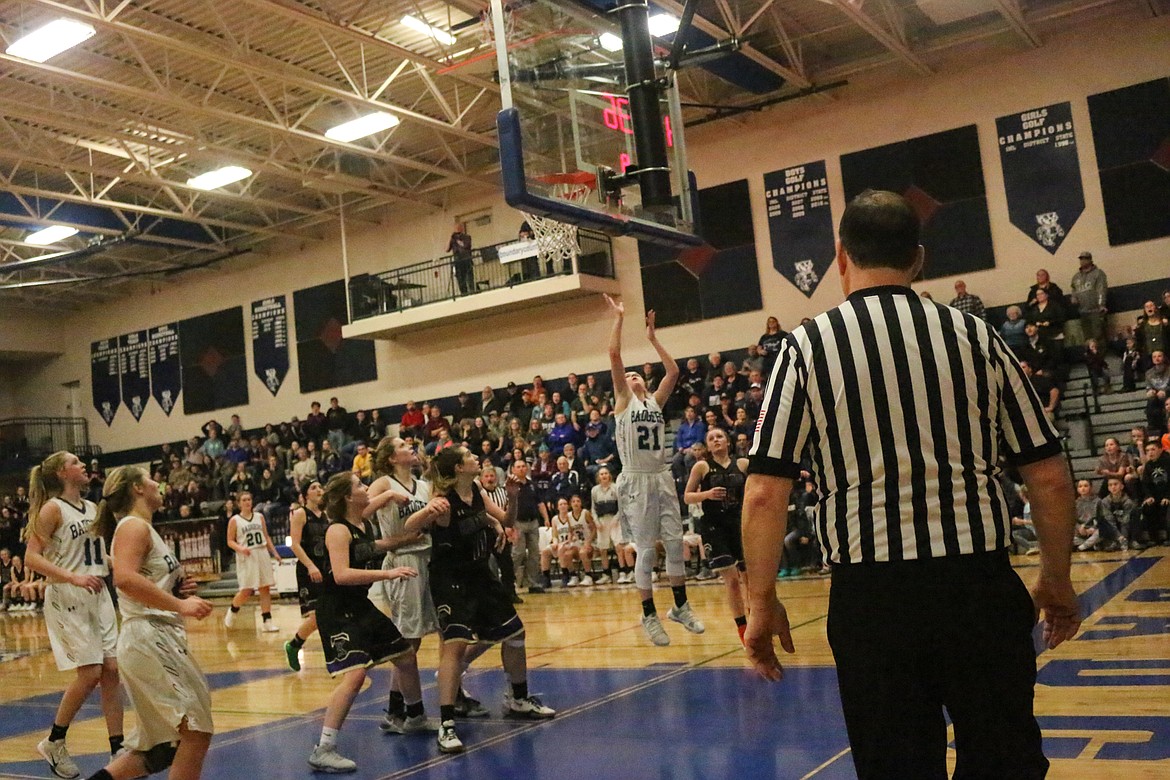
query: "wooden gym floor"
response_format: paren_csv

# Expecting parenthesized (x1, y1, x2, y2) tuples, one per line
(1, 550, 1168, 779)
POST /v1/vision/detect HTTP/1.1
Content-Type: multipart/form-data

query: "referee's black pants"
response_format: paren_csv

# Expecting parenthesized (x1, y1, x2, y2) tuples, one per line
(826, 549, 1048, 780)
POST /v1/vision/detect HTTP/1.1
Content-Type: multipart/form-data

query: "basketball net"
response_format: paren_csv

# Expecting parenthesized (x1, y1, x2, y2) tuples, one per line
(521, 178, 595, 269)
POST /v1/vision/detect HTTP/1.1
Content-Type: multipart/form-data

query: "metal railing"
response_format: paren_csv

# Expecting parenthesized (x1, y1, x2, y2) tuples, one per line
(0, 417, 94, 461)
(349, 228, 614, 320)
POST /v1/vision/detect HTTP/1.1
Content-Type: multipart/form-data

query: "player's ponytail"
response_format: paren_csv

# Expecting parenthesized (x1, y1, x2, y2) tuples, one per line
(322, 473, 355, 523)
(95, 466, 147, 545)
(23, 451, 70, 543)
(426, 446, 466, 496)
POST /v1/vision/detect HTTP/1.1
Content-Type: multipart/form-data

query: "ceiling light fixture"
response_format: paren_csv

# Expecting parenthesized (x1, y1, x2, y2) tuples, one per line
(401, 15, 457, 46)
(648, 14, 681, 37)
(599, 32, 623, 52)
(186, 165, 252, 190)
(26, 225, 79, 246)
(325, 112, 401, 142)
(6, 18, 96, 63)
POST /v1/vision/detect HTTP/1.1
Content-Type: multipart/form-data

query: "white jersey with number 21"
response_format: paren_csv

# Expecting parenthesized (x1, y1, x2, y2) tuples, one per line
(615, 394, 668, 474)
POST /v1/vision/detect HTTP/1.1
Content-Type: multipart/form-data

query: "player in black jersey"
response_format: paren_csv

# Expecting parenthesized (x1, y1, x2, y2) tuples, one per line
(406, 447, 555, 754)
(684, 428, 750, 644)
(284, 481, 327, 672)
(306, 473, 426, 774)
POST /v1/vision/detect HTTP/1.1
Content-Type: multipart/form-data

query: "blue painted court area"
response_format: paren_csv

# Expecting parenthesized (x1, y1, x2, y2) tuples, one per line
(0, 666, 852, 780)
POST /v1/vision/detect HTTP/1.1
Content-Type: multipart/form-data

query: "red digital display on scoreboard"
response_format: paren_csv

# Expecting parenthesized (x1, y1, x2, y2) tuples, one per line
(602, 93, 673, 173)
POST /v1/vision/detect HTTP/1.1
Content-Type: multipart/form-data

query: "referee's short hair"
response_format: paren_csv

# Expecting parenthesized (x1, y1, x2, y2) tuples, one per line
(839, 190, 920, 270)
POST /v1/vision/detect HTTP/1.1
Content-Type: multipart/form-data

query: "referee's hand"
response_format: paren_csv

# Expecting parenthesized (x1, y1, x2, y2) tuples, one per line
(745, 595, 796, 682)
(1031, 575, 1082, 649)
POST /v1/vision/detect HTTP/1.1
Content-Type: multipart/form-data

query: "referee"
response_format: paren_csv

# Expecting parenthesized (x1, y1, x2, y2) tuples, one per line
(742, 190, 1081, 778)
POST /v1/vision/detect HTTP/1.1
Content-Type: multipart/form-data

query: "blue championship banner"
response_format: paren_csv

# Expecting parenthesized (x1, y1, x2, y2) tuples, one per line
(148, 323, 181, 416)
(997, 101, 1084, 254)
(118, 330, 151, 421)
(90, 339, 120, 427)
(251, 296, 289, 396)
(764, 161, 834, 297)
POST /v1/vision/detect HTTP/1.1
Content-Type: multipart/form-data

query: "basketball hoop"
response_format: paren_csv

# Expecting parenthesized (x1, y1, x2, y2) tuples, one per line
(522, 172, 597, 270)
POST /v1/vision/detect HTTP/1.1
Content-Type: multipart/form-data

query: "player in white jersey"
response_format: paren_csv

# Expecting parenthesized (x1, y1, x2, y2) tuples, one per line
(223, 492, 282, 633)
(24, 451, 124, 779)
(88, 465, 215, 780)
(541, 497, 594, 587)
(592, 466, 633, 583)
(604, 295, 706, 646)
(367, 437, 444, 733)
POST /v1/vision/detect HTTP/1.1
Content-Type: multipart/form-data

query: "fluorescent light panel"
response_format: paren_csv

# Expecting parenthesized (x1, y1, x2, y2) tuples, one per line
(186, 165, 252, 190)
(26, 225, 79, 246)
(6, 18, 96, 63)
(599, 32, 623, 52)
(648, 14, 680, 37)
(325, 112, 401, 142)
(401, 15, 457, 46)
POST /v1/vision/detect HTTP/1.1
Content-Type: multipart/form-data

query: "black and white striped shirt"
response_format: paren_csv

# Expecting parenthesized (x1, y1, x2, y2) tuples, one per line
(484, 485, 509, 514)
(749, 286, 1061, 564)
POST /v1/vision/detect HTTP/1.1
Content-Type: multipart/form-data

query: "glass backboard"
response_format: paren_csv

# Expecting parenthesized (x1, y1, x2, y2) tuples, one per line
(490, 0, 701, 247)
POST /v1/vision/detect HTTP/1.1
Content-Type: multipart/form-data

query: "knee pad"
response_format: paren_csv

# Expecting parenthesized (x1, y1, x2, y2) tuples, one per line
(142, 742, 178, 774)
(503, 635, 526, 649)
(663, 538, 685, 576)
(634, 546, 657, 590)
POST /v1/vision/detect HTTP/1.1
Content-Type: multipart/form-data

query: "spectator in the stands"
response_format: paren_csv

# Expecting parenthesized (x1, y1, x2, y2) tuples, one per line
(735, 432, 751, 459)
(325, 396, 350, 452)
(1020, 360, 1060, 420)
(525, 418, 547, 450)
(705, 375, 729, 410)
(1123, 336, 1144, 392)
(255, 467, 289, 520)
(487, 410, 508, 443)
(550, 456, 582, 505)
(534, 403, 557, 433)
(1070, 250, 1109, 345)
(561, 443, 588, 487)
(580, 421, 617, 479)
(1084, 339, 1111, 393)
(1123, 426, 1147, 461)
(228, 461, 256, 497)
(1146, 350, 1170, 433)
(546, 412, 578, 457)
(304, 401, 327, 443)
(317, 439, 343, 481)
(671, 406, 706, 476)
(226, 413, 244, 441)
(744, 382, 765, 423)
(740, 343, 764, 379)
(1103, 477, 1136, 548)
(716, 362, 742, 399)
(456, 390, 480, 422)
(531, 375, 548, 400)
(549, 391, 572, 420)
(531, 444, 556, 508)
(1137, 439, 1170, 548)
(702, 352, 722, 384)
(569, 383, 591, 428)
(758, 316, 787, 376)
(999, 305, 1028, 352)
(679, 358, 705, 401)
(449, 220, 475, 295)
(506, 381, 528, 418)
(1026, 286, 1066, 346)
(1018, 322, 1058, 377)
(224, 437, 250, 467)
(423, 404, 450, 446)
(1026, 268, 1064, 309)
(1136, 300, 1168, 364)
(481, 386, 505, 418)
(949, 280, 986, 320)
(1096, 437, 1136, 497)
(400, 401, 425, 439)
(351, 441, 373, 483)
(200, 426, 226, 460)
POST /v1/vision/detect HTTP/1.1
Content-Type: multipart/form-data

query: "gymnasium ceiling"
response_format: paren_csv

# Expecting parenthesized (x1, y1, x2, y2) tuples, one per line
(0, 0, 1161, 312)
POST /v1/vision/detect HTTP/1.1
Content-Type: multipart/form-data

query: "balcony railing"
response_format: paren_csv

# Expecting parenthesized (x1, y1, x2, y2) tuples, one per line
(349, 228, 614, 320)
(1, 417, 97, 473)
